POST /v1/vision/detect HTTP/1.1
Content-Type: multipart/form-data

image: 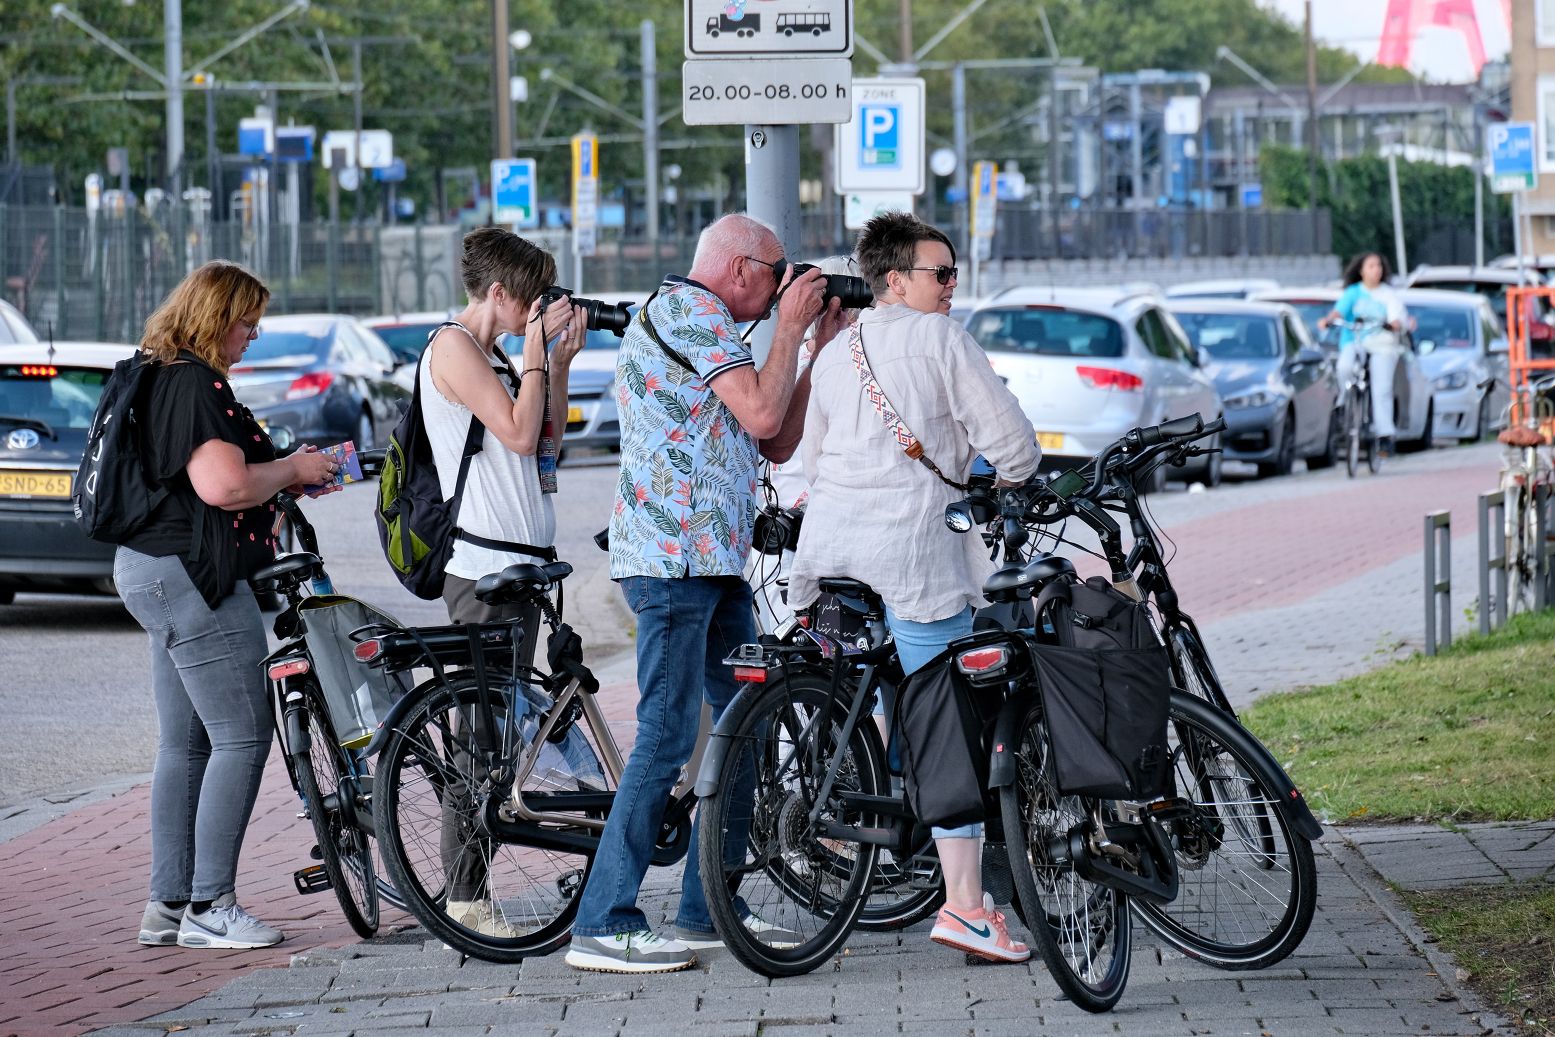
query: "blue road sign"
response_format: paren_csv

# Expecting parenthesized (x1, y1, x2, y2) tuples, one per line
(275, 127, 314, 163)
(491, 158, 538, 229)
(1488, 122, 1536, 193)
(859, 103, 900, 169)
(1241, 183, 1263, 208)
(373, 158, 407, 183)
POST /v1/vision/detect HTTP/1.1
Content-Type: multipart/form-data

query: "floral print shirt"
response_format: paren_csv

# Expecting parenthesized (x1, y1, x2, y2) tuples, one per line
(608, 276, 759, 579)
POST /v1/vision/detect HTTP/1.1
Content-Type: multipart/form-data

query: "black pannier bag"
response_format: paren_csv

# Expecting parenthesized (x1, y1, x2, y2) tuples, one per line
(1030, 573, 1173, 799)
(894, 653, 1001, 828)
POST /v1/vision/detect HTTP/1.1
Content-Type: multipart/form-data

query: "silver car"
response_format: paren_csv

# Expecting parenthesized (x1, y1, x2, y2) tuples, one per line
(967, 287, 1224, 488)
(1400, 289, 1510, 441)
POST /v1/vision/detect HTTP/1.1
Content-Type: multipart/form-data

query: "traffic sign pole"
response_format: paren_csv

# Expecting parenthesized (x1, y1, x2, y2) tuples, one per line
(745, 123, 801, 366)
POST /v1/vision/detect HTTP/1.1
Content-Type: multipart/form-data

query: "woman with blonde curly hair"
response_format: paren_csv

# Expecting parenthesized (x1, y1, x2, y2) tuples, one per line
(118, 260, 336, 950)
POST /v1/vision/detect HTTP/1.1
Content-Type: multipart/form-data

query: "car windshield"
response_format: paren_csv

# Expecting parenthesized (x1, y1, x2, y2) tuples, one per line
(1273, 300, 1334, 340)
(245, 328, 329, 363)
(1171, 313, 1281, 359)
(0, 364, 111, 431)
(967, 307, 1125, 358)
(1410, 306, 1475, 350)
(371, 323, 441, 364)
(1414, 281, 1507, 320)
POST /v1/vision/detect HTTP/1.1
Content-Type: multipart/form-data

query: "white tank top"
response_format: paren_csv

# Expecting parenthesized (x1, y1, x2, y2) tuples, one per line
(418, 322, 555, 582)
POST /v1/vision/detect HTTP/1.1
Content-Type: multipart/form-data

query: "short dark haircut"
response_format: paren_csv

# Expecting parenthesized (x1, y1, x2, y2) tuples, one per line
(854, 212, 956, 296)
(1341, 252, 1392, 287)
(459, 227, 556, 306)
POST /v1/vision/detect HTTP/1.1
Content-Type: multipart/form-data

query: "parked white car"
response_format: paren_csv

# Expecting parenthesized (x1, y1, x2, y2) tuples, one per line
(361, 310, 459, 393)
(1400, 288, 1510, 441)
(0, 300, 40, 345)
(1164, 278, 1281, 301)
(965, 287, 1225, 488)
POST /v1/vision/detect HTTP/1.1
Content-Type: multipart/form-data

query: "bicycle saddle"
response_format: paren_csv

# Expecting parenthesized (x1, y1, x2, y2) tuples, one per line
(1498, 426, 1545, 447)
(983, 553, 1075, 599)
(474, 560, 575, 605)
(252, 553, 321, 585)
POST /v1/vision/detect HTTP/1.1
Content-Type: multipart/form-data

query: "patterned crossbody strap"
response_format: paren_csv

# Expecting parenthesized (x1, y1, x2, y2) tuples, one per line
(847, 323, 969, 492)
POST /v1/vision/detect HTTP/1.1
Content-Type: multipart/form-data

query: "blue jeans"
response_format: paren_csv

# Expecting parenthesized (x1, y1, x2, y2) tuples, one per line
(114, 546, 272, 903)
(572, 575, 756, 938)
(885, 605, 982, 840)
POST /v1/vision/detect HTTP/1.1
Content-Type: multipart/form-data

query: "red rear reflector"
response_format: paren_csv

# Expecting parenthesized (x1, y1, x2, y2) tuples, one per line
(353, 639, 383, 662)
(732, 666, 768, 683)
(286, 371, 335, 400)
(796, 615, 811, 628)
(267, 659, 310, 680)
(19, 365, 57, 377)
(956, 647, 1009, 673)
(1076, 366, 1143, 392)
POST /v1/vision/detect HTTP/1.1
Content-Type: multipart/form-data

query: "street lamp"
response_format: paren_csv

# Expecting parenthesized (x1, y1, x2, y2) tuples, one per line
(1375, 124, 1408, 276)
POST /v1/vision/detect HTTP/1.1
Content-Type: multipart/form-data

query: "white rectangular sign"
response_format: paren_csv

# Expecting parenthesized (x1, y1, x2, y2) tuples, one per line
(685, 0, 852, 59)
(834, 78, 926, 194)
(844, 190, 914, 229)
(321, 129, 394, 169)
(682, 58, 852, 125)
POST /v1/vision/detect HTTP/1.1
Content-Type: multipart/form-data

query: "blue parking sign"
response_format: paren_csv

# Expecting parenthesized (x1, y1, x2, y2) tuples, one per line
(491, 158, 538, 229)
(859, 104, 900, 169)
(1488, 122, 1536, 194)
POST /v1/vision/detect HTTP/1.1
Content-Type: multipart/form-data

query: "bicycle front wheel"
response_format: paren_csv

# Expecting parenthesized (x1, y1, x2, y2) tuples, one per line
(294, 687, 379, 938)
(1133, 694, 1317, 970)
(1344, 389, 1362, 478)
(1001, 696, 1131, 1013)
(1167, 626, 1236, 715)
(696, 675, 886, 977)
(374, 675, 603, 962)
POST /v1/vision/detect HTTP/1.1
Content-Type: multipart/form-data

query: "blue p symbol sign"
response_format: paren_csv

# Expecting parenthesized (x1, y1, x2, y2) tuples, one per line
(860, 105, 900, 169)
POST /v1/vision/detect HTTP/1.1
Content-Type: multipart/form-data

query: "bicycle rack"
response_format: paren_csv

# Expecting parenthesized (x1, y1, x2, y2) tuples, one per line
(1424, 511, 1452, 656)
(1477, 490, 1509, 636)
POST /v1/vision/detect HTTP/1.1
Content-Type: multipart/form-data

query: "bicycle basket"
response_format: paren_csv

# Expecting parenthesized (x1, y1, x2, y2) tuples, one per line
(298, 596, 404, 749)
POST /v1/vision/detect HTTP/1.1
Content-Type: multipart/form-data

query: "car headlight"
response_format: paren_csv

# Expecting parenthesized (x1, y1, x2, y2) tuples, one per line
(1431, 370, 1470, 391)
(1223, 390, 1281, 410)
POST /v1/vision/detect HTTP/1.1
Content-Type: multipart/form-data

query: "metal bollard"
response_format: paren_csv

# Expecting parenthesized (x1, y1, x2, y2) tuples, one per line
(1478, 489, 1508, 635)
(1425, 511, 1452, 656)
(1537, 484, 1555, 612)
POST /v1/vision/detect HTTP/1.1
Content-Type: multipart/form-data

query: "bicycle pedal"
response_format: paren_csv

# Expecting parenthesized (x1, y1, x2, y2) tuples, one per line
(908, 853, 941, 891)
(293, 864, 333, 895)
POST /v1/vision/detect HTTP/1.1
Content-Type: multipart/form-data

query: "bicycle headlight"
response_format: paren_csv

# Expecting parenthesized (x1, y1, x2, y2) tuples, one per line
(1223, 390, 1281, 410)
(1431, 370, 1470, 392)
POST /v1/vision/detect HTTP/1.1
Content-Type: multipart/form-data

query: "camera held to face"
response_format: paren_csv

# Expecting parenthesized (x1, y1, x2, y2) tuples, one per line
(537, 286, 634, 338)
(771, 260, 874, 311)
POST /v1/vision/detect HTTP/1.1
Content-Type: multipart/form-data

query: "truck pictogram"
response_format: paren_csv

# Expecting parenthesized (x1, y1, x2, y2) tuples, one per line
(706, 13, 760, 38)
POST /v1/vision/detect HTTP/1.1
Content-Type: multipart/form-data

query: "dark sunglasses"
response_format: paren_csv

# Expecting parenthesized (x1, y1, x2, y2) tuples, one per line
(904, 265, 958, 286)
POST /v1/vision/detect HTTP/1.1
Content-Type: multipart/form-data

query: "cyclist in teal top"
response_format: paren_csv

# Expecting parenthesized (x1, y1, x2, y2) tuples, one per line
(1319, 252, 1409, 456)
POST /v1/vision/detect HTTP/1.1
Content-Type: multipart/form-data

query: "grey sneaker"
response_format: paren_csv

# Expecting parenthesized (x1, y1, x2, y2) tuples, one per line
(446, 899, 521, 938)
(674, 911, 802, 950)
(564, 929, 697, 974)
(177, 893, 284, 949)
(137, 900, 184, 946)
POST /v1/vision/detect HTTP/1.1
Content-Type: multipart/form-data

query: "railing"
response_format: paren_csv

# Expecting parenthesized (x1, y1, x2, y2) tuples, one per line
(1424, 510, 1452, 656)
(1477, 490, 1509, 636)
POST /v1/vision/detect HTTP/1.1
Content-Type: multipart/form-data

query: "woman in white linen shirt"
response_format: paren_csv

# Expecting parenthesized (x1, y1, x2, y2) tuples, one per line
(787, 212, 1041, 964)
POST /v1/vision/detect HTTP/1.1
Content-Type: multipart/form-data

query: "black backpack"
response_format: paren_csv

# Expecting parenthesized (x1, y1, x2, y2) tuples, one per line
(374, 326, 554, 600)
(73, 352, 169, 544)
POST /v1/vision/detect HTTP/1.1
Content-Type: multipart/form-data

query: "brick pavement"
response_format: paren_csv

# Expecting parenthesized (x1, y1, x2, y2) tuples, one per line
(0, 443, 1535, 1036)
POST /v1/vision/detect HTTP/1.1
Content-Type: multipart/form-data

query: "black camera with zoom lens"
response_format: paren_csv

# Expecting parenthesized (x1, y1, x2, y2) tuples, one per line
(537, 285, 634, 338)
(772, 260, 874, 311)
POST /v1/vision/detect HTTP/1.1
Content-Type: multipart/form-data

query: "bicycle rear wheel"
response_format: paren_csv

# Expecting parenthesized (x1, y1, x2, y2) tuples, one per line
(375, 674, 604, 962)
(1000, 696, 1130, 1013)
(294, 687, 379, 938)
(696, 675, 885, 977)
(1133, 694, 1317, 970)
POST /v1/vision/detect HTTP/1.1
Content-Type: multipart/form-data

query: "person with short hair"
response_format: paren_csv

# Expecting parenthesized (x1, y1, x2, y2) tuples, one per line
(122, 260, 338, 949)
(564, 213, 841, 974)
(788, 211, 1040, 964)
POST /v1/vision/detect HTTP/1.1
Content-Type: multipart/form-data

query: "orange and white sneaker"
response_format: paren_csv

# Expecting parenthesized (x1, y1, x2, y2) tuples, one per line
(930, 893, 1031, 963)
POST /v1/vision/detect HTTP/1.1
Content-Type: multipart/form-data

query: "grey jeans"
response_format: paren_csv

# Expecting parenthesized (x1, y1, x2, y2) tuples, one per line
(115, 546, 271, 903)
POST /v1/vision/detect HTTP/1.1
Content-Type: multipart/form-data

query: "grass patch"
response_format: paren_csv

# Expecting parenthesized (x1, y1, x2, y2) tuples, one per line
(1405, 882, 1555, 1036)
(1239, 610, 1555, 822)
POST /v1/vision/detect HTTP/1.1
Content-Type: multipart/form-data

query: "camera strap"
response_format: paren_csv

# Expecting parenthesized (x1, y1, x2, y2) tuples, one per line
(633, 299, 699, 376)
(848, 323, 969, 492)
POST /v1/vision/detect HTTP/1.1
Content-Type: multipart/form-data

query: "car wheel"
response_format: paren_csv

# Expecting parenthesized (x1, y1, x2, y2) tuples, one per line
(1258, 412, 1297, 478)
(1192, 429, 1223, 488)
(1306, 410, 1342, 469)
(1473, 394, 1490, 441)
(1132, 458, 1168, 495)
(355, 411, 375, 452)
(1397, 399, 1433, 453)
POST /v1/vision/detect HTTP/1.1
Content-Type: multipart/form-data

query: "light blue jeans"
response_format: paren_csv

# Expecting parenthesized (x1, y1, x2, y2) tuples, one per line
(885, 605, 982, 840)
(114, 546, 272, 903)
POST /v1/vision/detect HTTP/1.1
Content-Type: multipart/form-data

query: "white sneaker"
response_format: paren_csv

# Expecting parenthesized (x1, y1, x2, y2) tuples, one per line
(177, 894, 283, 949)
(446, 899, 522, 938)
(674, 911, 802, 950)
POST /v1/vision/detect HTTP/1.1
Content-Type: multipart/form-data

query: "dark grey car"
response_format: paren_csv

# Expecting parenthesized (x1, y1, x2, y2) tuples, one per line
(1168, 300, 1341, 478)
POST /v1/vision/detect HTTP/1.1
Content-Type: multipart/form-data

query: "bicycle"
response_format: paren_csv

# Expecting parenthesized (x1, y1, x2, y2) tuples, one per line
(251, 450, 409, 938)
(694, 417, 1323, 1008)
(1494, 373, 1555, 615)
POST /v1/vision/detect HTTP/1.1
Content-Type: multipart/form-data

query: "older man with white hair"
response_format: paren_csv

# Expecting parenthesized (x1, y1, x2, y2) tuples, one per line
(566, 213, 842, 974)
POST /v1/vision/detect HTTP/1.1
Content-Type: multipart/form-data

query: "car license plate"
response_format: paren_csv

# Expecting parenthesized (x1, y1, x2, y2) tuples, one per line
(566, 406, 584, 425)
(1036, 432, 1065, 451)
(0, 469, 72, 499)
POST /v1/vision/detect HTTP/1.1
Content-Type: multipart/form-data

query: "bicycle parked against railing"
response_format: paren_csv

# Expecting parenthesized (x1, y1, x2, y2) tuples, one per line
(693, 417, 1323, 1009)
(251, 448, 408, 938)
(1493, 372, 1555, 615)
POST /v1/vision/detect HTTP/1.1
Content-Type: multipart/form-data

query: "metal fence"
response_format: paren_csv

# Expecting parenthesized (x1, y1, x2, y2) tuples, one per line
(985, 207, 1332, 261)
